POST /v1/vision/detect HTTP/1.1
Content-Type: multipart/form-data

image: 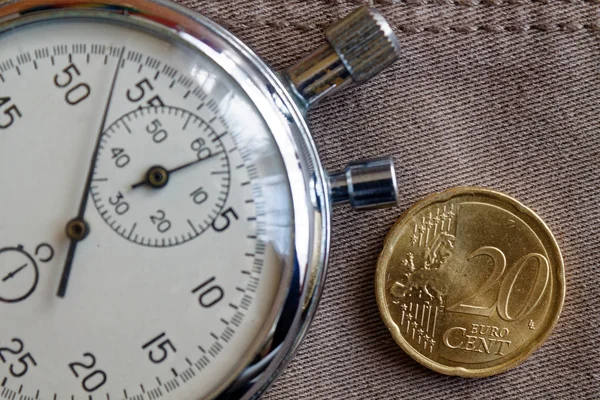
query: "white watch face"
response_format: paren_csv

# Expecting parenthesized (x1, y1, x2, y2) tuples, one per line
(0, 15, 292, 400)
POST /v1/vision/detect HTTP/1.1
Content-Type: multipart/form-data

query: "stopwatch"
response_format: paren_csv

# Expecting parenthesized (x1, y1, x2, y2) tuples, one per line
(0, 1, 399, 399)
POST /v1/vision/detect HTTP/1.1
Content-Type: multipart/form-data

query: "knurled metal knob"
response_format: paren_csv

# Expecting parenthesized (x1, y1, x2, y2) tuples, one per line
(285, 6, 400, 109)
(325, 7, 400, 84)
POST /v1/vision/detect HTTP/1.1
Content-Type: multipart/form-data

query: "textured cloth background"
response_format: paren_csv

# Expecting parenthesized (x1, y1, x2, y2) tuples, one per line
(179, 1, 599, 398)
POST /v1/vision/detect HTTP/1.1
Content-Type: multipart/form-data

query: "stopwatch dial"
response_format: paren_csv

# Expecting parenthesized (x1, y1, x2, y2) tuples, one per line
(0, 246, 39, 303)
(90, 106, 231, 247)
(0, 15, 292, 400)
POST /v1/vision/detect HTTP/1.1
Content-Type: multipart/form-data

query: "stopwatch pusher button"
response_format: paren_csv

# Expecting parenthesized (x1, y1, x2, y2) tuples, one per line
(325, 7, 400, 84)
(285, 6, 400, 109)
(329, 156, 398, 210)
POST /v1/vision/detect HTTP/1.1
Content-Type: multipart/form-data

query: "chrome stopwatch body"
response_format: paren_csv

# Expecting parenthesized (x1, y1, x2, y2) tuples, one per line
(0, 1, 399, 399)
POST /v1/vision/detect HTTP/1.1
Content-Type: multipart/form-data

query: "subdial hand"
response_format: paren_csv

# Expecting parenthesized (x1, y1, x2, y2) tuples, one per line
(2, 263, 28, 282)
(131, 151, 224, 190)
(56, 46, 126, 298)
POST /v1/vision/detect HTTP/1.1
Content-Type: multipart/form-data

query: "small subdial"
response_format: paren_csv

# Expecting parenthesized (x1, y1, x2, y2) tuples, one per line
(91, 106, 231, 247)
(0, 245, 39, 303)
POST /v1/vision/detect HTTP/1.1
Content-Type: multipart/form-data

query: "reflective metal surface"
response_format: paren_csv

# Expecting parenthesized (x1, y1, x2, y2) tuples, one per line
(329, 157, 398, 210)
(285, 7, 400, 108)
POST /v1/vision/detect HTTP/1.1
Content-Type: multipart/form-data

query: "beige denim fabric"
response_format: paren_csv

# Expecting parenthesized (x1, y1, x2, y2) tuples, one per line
(179, 0, 599, 398)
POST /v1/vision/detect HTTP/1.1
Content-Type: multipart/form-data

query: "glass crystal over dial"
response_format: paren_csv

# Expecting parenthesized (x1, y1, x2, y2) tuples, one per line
(0, 15, 291, 400)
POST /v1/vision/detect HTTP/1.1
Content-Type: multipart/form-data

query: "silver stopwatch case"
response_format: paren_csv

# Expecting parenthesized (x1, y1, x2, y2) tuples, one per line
(0, 0, 399, 398)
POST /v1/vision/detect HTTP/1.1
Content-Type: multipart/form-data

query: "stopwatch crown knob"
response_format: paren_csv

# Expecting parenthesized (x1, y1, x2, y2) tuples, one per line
(324, 7, 400, 84)
(284, 6, 399, 109)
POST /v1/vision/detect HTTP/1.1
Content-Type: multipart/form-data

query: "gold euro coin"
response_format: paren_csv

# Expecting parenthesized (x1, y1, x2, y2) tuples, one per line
(376, 187, 565, 377)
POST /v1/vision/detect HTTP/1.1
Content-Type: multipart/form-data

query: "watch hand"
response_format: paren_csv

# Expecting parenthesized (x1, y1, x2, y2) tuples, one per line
(56, 46, 126, 298)
(169, 151, 224, 175)
(131, 151, 224, 190)
(2, 263, 28, 282)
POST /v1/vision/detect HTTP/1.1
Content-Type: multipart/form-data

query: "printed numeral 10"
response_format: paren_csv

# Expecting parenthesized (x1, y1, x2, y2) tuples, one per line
(192, 276, 224, 308)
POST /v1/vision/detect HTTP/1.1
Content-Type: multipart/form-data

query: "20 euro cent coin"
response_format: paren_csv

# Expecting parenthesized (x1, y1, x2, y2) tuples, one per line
(376, 187, 565, 377)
